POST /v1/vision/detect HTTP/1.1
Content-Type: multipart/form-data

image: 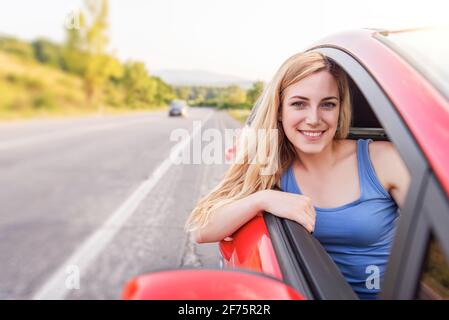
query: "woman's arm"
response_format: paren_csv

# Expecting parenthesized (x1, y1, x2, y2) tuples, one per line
(193, 191, 264, 243)
(194, 190, 316, 243)
(370, 141, 411, 209)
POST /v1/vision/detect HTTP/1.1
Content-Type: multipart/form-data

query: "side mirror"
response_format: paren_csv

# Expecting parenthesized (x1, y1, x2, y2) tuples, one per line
(122, 269, 304, 300)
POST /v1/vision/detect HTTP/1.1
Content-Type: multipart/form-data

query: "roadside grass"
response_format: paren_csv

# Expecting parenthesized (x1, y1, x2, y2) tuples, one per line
(0, 105, 168, 123)
(227, 108, 251, 124)
(0, 51, 167, 122)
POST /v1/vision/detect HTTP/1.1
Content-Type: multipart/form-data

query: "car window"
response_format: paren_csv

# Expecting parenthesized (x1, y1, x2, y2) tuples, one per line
(416, 235, 449, 299)
(346, 76, 411, 190)
(170, 101, 184, 108)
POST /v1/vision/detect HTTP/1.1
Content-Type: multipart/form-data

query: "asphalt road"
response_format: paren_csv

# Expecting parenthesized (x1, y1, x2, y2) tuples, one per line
(0, 107, 242, 299)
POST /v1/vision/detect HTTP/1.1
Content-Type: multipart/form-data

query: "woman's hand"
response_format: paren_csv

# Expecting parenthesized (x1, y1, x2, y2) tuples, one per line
(257, 190, 316, 233)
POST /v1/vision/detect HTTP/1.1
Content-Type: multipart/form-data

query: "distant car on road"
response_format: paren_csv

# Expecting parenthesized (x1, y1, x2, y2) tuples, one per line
(168, 100, 189, 117)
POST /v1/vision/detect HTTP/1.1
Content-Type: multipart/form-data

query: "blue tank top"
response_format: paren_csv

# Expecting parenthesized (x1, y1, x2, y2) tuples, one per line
(280, 139, 399, 299)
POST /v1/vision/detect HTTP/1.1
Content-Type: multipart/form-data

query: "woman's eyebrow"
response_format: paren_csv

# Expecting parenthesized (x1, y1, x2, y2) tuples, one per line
(289, 95, 338, 101)
(322, 96, 338, 101)
(289, 95, 309, 100)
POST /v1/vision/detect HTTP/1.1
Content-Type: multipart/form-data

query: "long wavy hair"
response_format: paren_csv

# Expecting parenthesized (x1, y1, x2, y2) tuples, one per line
(185, 51, 352, 231)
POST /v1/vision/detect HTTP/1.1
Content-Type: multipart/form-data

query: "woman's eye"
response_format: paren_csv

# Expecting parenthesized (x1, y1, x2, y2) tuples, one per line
(322, 102, 336, 109)
(291, 101, 306, 108)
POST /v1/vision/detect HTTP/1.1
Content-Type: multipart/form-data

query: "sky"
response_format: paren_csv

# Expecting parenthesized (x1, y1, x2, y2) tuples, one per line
(0, 0, 448, 81)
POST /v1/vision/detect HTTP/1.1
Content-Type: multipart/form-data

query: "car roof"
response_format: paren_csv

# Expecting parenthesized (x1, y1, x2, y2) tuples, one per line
(308, 28, 449, 195)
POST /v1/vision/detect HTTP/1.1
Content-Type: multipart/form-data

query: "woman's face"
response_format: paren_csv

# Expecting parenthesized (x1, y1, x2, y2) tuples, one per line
(280, 70, 340, 155)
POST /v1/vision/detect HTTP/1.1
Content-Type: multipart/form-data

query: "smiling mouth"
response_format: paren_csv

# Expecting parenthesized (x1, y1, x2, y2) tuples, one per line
(297, 129, 326, 138)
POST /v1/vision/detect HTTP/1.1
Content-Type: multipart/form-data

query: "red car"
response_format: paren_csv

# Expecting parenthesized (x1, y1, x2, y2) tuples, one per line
(123, 27, 449, 300)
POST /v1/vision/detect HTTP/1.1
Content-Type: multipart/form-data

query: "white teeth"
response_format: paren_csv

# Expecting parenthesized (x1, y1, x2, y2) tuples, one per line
(301, 131, 323, 137)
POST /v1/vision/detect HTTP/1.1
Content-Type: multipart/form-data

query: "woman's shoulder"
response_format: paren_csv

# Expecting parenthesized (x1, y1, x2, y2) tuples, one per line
(339, 139, 396, 160)
(334, 138, 402, 173)
(338, 139, 396, 173)
(367, 140, 396, 163)
(366, 140, 402, 191)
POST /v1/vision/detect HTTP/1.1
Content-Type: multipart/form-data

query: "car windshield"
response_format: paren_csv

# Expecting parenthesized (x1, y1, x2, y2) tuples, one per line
(377, 27, 449, 100)
(170, 101, 186, 109)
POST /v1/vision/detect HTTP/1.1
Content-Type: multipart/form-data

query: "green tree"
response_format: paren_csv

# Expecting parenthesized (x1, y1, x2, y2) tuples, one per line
(153, 77, 175, 105)
(82, 0, 111, 104)
(175, 87, 190, 100)
(31, 38, 62, 67)
(246, 81, 264, 106)
(61, 12, 86, 75)
(121, 62, 158, 107)
(219, 85, 246, 108)
(62, 0, 115, 105)
(59, 0, 174, 109)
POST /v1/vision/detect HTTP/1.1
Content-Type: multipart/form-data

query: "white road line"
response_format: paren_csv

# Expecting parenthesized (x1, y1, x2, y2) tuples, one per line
(0, 118, 158, 152)
(31, 111, 214, 300)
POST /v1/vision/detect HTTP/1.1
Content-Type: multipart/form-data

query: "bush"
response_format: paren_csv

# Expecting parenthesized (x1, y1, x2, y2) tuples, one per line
(33, 93, 56, 109)
(5, 74, 44, 90)
(0, 37, 34, 60)
(5, 97, 28, 111)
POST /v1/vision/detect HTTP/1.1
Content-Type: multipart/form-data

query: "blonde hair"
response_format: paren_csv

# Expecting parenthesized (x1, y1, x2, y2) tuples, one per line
(185, 51, 351, 231)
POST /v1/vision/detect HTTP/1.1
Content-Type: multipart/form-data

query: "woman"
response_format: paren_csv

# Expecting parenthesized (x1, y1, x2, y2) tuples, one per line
(186, 51, 410, 299)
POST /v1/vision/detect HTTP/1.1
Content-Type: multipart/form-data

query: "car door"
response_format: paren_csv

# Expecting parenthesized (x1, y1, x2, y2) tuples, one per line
(219, 212, 358, 300)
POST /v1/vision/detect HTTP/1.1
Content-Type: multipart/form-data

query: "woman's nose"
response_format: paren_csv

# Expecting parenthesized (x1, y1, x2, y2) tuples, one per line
(305, 108, 320, 125)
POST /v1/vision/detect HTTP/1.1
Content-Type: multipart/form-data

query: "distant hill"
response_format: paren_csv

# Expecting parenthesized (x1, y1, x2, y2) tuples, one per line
(153, 69, 254, 89)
